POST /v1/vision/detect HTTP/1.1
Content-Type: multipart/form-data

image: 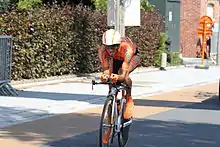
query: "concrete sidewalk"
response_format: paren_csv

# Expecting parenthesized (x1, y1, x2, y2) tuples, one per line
(1, 66, 220, 128)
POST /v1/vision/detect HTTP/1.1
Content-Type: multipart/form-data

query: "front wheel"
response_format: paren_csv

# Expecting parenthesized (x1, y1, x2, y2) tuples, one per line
(118, 100, 130, 147)
(99, 96, 115, 147)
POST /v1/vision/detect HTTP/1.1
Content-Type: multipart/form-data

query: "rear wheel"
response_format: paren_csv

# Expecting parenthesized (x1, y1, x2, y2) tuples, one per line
(99, 96, 115, 147)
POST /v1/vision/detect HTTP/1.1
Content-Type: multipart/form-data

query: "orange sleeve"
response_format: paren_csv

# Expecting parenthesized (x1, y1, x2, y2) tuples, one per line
(122, 47, 134, 71)
(98, 45, 109, 69)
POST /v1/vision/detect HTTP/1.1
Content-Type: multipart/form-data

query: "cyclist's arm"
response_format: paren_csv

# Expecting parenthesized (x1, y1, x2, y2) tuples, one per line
(98, 45, 109, 71)
(118, 48, 133, 82)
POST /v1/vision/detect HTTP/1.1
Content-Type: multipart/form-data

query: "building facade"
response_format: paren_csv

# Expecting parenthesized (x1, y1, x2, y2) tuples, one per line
(180, 0, 220, 57)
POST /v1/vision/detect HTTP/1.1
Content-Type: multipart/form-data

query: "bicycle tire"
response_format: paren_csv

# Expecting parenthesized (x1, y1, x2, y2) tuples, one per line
(118, 100, 130, 147)
(99, 95, 115, 147)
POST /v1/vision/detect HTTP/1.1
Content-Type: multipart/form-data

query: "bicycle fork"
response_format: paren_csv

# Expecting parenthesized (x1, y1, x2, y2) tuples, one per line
(114, 98, 132, 133)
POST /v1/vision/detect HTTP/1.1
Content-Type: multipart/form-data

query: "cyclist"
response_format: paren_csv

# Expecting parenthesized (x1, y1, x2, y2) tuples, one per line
(98, 29, 141, 144)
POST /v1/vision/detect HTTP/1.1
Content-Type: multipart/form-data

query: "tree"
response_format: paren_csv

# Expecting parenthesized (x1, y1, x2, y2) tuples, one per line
(141, 0, 154, 11)
(0, 0, 18, 11)
(92, 0, 154, 12)
(17, 0, 42, 10)
(91, 0, 106, 11)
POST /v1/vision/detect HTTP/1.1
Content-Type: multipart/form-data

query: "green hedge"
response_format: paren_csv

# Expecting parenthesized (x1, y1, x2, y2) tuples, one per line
(0, 5, 164, 80)
(126, 10, 164, 67)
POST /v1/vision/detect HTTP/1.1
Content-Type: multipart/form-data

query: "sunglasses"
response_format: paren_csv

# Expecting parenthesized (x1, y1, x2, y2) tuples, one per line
(104, 44, 119, 50)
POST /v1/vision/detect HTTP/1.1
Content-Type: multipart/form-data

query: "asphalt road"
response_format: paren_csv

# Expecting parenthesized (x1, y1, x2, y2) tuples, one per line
(1, 82, 220, 147)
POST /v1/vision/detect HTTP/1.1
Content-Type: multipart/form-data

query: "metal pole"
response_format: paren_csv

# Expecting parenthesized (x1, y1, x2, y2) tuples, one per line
(119, 0, 125, 37)
(216, 0, 220, 65)
(115, 0, 125, 36)
(115, 0, 120, 32)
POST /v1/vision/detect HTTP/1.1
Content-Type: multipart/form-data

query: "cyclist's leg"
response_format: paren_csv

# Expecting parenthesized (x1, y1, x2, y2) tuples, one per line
(123, 53, 141, 119)
(126, 52, 142, 88)
(103, 59, 123, 144)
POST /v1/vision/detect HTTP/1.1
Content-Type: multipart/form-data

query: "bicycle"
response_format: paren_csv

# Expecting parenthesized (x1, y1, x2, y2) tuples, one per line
(92, 79, 133, 147)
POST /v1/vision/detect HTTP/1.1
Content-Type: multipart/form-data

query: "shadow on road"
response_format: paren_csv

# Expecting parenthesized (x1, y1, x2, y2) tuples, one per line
(1, 108, 220, 147)
(17, 89, 106, 103)
(43, 118, 220, 147)
(0, 112, 101, 143)
(134, 94, 220, 111)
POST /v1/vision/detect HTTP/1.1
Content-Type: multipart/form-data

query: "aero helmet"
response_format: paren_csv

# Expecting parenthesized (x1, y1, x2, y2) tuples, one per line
(102, 29, 121, 45)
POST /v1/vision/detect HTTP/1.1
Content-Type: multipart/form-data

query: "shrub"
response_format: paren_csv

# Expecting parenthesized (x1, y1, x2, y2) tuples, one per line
(154, 32, 168, 67)
(154, 32, 183, 67)
(126, 9, 164, 67)
(71, 5, 107, 73)
(167, 52, 183, 66)
(0, 4, 164, 80)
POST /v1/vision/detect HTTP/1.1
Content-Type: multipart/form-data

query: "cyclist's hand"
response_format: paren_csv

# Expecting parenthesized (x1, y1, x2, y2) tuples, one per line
(110, 74, 119, 83)
(100, 74, 109, 82)
(103, 69, 110, 75)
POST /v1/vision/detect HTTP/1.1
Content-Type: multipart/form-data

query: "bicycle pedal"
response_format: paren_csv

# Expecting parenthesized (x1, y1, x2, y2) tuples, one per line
(122, 119, 132, 128)
(123, 118, 132, 123)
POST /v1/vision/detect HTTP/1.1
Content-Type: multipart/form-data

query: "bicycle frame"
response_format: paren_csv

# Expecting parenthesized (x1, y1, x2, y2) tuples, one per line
(109, 85, 126, 133)
(92, 80, 132, 132)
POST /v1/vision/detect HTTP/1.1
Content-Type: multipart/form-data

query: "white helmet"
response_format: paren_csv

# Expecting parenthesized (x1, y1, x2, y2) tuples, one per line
(102, 29, 121, 45)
